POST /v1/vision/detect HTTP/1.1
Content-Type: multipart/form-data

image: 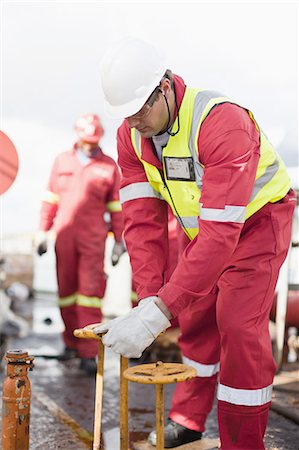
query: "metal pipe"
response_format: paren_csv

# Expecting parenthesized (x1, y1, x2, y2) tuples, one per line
(156, 384, 164, 450)
(93, 339, 105, 450)
(120, 355, 129, 450)
(2, 350, 34, 450)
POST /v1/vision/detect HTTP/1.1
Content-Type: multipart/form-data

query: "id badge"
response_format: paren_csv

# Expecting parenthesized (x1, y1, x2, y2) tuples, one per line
(164, 157, 195, 181)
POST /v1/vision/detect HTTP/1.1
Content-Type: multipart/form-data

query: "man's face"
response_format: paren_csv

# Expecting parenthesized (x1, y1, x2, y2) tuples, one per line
(79, 141, 99, 156)
(126, 80, 171, 138)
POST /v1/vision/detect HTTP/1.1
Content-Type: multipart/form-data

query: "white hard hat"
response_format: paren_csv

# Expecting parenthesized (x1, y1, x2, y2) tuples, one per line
(100, 37, 168, 119)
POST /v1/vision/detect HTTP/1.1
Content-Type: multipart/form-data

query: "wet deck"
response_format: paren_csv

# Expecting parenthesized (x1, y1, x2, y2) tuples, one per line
(0, 294, 298, 449)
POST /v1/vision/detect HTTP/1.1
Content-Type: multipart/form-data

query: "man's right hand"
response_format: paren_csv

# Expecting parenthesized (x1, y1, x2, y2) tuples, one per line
(92, 297, 171, 358)
(35, 231, 48, 256)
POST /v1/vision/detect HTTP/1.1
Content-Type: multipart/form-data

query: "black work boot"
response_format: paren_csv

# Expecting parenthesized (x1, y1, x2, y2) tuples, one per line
(148, 418, 202, 448)
(80, 357, 97, 376)
(57, 347, 78, 361)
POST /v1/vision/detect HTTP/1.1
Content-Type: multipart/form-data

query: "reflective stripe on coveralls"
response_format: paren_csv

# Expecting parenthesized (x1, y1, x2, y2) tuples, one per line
(57, 293, 77, 308)
(199, 204, 246, 223)
(131, 290, 138, 303)
(127, 88, 290, 240)
(58, 293, 103, 308)
(182, 355, 219, 377)
(106, 200, 122, 212)
(42, 190, 60, 204)
(217, 383, 273, 406)
(77, 295, 102, 308)
(120, 181, 164, 203)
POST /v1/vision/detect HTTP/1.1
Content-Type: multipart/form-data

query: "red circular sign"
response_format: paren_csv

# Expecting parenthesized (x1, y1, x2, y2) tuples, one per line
(0, 131, 19, 195)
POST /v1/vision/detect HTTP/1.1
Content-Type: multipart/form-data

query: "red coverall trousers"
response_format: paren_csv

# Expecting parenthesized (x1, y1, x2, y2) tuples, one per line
(169, 191, 295, 449)
(55, 228, 106, 358)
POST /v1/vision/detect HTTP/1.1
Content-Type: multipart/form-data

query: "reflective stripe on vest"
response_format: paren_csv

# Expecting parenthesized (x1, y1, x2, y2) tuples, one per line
(182, 355, 220, 377)
(129, 88, 290, 239)
(217, 382, 273, 406)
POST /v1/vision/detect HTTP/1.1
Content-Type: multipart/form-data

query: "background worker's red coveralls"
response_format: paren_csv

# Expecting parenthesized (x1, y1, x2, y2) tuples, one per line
(117, 75, 296, 449)
(131, 207, 180, 332)
(39, 145, 123, 358)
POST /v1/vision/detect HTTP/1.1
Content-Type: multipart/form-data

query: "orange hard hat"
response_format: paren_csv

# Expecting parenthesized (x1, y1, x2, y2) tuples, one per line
(75, 114, 104, 143)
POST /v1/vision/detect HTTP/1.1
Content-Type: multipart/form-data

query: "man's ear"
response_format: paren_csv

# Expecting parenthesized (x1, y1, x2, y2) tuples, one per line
(161, 78, 171, 96)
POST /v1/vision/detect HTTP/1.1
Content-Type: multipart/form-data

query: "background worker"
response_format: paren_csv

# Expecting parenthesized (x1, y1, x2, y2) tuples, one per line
(94, 37, 296, 448)
(131, 207, 180, 310)
(36, 113, 125, 376)
(130, 207, 180, 363)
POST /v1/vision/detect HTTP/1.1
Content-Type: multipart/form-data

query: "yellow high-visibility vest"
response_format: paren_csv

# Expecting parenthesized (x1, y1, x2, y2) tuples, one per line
(129, 87, 290, 239)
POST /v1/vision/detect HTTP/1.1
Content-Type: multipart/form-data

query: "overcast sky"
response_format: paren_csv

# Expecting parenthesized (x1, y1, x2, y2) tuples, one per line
(1, 1, 298, 236)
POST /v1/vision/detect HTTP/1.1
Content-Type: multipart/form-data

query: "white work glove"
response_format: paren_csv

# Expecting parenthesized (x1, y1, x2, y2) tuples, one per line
(92, 297, 171, 358)
(111, 239, 127, 266)
(35, 231, 48, 256)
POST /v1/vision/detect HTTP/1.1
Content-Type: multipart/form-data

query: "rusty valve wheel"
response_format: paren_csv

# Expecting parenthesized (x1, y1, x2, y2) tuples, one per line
(124, 360, 196, 384)
(123, 361, 196, 450)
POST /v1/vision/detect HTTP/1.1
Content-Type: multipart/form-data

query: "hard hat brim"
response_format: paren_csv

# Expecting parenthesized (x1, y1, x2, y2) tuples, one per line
(103, 65, 168, 120)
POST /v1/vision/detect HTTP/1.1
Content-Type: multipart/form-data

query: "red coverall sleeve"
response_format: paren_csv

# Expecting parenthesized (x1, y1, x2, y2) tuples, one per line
(107, 163, 124, 242)
(158, 104, 261, 317)
(117, 125, 169, 300)
(39, 157, 60, 231)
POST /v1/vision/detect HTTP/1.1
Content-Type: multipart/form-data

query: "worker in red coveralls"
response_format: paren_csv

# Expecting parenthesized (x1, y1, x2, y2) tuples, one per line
(92, 37, 297, 448)
(36, 114, 125, 375)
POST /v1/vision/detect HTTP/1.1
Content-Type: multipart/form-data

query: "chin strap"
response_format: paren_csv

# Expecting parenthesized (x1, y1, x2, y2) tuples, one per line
(161, 88, 180, 137)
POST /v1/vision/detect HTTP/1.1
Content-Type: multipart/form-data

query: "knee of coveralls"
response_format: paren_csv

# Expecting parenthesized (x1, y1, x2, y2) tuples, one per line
(178, 288, 220, 362)
(60, 305, 80, 350)
(218, 401, 270, 450)
(169, 289, 220, 432)
(77, 246, 106, 298)
(55, 228, 79, 297)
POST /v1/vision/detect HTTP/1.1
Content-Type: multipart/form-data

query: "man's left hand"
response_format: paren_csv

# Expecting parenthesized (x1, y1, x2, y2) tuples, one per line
(92, 297, 171, 358)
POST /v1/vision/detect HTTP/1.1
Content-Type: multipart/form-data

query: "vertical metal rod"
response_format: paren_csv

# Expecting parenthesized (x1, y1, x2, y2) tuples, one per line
(120, 356, 129, 450)
(156, 384, 164, 450)
(93, 339, 105, 450)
